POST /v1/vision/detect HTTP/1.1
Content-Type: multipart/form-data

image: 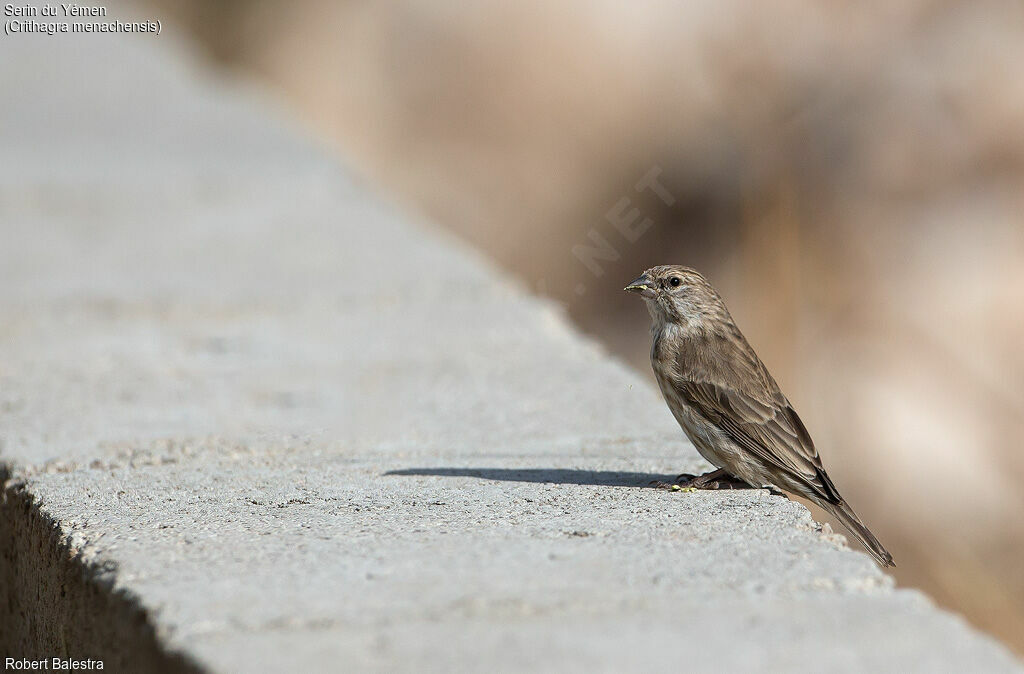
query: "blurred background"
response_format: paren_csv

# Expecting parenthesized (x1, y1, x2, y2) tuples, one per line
(143, 0, 1024, 653)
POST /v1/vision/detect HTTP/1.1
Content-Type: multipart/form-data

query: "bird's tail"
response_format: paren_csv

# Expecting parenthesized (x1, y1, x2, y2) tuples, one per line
(819, 499, 895, 568)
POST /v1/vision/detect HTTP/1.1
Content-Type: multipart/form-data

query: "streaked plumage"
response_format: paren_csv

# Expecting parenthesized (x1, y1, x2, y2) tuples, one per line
(626, 265, 894, 567)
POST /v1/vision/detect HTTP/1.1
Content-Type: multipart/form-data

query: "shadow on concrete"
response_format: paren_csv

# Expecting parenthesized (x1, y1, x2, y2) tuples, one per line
(384, 467, 674, 487)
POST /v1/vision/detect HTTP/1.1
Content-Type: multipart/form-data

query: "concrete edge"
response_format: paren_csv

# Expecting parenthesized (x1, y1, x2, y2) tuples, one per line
(0, 464, 206, 673)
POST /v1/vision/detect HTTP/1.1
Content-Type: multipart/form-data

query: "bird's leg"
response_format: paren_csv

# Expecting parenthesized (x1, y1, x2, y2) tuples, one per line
(674, 468, 754, 490)
(648, 468, 757, 490)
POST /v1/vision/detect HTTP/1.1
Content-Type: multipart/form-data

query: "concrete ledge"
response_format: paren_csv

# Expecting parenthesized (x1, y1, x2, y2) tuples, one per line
(1, 467, 201, 672)
(1, 16, 1022, 674)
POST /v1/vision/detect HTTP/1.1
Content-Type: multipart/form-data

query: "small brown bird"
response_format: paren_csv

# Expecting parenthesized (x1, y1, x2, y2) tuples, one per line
(625, 265, 894, 567)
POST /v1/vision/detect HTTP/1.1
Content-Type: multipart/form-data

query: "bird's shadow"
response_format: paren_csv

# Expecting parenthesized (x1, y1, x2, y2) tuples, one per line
(383, 467, 675, 488)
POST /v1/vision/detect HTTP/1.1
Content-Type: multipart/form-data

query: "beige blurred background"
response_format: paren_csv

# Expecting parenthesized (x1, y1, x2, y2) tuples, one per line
(145, 0, 1024, 654)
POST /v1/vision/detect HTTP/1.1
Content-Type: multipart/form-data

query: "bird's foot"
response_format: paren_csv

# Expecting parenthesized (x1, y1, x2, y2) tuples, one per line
(673, 469, 754, 490)
(649, 481, 697, 492)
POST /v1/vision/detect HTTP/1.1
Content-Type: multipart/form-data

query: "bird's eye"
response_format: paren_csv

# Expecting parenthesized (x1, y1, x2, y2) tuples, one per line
(668, 277, 682, 287)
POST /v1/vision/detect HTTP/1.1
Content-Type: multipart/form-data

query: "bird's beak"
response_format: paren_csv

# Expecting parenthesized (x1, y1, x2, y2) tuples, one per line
(624, 273, 657, 299)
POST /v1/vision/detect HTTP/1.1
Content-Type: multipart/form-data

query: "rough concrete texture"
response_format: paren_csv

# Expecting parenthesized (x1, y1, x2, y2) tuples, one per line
(1, 18, 1021, 674)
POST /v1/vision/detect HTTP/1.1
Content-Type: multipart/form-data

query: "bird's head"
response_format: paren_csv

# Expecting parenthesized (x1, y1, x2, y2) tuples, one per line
(623, 265, 728, 329)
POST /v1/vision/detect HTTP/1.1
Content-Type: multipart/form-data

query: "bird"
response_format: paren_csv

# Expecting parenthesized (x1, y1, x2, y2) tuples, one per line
(624, 264, 894, 567)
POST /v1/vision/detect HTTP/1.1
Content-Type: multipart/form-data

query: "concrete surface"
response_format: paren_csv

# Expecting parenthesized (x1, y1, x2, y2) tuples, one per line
(1, 12, 1022, 674)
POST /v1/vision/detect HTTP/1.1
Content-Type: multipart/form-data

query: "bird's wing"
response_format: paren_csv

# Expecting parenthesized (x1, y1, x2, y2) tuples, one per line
(677, 379, 841, 503)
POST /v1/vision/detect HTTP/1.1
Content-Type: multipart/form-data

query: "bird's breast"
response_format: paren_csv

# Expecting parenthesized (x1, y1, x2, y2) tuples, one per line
(653, 373, 727, 468)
